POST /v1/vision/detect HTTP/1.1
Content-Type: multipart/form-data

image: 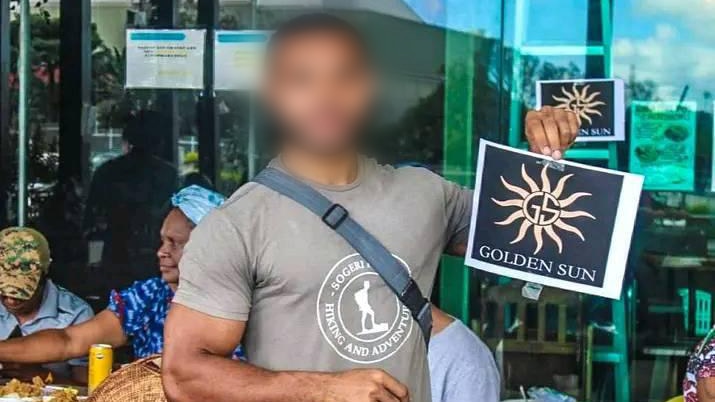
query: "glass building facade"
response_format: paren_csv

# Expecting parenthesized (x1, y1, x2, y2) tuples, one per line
(2, 0, 715, 400)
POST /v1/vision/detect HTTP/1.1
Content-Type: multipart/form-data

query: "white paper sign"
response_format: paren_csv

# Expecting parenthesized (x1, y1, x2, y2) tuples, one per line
(465, 140, 643, 299)
(214, 30, 271, 91)
(536, 78, 625, 142)
(126, 29, 206, 89)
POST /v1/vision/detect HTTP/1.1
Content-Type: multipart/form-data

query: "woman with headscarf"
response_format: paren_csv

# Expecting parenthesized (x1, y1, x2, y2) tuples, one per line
(0, 185, 241, 377)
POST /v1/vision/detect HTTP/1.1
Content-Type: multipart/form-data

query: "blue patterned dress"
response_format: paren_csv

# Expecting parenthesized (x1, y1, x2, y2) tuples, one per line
(107, 277, 244, 359)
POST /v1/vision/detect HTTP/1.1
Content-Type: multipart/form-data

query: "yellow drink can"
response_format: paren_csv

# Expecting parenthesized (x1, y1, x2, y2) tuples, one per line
(88, 344, 113, 394)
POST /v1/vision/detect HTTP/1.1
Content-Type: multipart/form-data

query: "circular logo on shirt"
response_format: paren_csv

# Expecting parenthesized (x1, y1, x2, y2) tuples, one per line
(316, 253, 414, 364)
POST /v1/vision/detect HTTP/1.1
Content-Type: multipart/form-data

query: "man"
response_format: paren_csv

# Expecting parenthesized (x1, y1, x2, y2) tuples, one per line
(84, 110, 179, 287)
(428, 307, 500, 402)
(0, 186, 238, 374)
(162, 14, 577, 402)
(0, 227, 94, 380)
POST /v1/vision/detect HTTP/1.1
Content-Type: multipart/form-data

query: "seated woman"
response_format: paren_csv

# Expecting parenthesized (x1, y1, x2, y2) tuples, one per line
(0, 185, 241, 380)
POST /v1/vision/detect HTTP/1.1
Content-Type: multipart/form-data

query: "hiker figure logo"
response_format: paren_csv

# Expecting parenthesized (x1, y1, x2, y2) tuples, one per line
(465, 141, 644, 299)
(493, 164, 595, 254)
(537, 78, 624, 142)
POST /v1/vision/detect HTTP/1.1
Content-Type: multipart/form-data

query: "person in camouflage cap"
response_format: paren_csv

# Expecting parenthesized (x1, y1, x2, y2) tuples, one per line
(0, 227, 51, 301)
(0, 226, 93, 381)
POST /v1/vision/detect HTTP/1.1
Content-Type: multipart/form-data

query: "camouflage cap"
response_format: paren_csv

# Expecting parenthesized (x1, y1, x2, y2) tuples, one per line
(0, 227, 51, 300)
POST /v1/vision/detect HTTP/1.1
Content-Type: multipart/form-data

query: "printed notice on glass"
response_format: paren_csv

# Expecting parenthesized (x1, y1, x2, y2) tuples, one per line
(537, 78, 625, 142)
(126, 29, 206, 89)
(629, 101, 696, 191)
(465, 140, 644, 299)
(214, 30, 271, 91)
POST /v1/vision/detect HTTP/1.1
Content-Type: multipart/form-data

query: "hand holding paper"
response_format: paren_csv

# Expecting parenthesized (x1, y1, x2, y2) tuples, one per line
(524, 106, 580, 160)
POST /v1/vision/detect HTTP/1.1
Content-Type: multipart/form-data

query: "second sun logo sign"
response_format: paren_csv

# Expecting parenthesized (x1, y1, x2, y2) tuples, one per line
(537, 78, 625, 142)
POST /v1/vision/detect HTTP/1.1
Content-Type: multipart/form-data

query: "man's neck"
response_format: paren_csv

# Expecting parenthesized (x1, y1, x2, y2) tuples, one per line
(14, 309, 39, 326)
(280, 147, 360, 187)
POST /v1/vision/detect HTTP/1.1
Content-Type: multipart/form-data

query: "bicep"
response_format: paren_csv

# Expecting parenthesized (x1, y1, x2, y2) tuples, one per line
(164, 303, 245, 359)
(65, 310, 127, 354)
(173, 211, 255, 321)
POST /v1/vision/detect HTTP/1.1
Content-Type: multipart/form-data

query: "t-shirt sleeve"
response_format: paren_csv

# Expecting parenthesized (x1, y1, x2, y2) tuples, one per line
(107, 279, 159, 337)
(442, 178, 474, 250)
(172, 209, 254, 321)
(438, 324, 501, 402)
(445, 368, 500, 402)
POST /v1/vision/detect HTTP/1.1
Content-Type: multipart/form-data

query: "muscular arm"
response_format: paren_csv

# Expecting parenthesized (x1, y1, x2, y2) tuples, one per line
(162, 304, 408, 402)
(0, 310, 126, 364)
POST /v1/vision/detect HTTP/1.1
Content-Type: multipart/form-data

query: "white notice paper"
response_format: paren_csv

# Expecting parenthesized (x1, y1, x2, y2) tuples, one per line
(214, 30, 272, 91)
(126, 29, 206, 89)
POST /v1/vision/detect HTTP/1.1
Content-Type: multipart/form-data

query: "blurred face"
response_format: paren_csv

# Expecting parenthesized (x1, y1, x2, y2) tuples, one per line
(263, 30, 375, 155)
(156, 209, 193, 285)
(1, 282, 43, 317)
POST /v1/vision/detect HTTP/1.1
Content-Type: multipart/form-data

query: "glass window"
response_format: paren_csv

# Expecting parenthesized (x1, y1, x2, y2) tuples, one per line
(7, 5, 61, 225)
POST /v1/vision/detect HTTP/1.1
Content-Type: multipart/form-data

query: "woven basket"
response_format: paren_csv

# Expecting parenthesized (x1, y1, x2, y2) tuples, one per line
(86, 355, 167, 402)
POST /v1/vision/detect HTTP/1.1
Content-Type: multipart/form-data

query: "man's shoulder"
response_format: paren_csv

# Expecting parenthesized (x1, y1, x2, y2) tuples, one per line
(53, 282, 93, 317)
(375, 162, 439, 180)
(216, 182, 283, 222)
(431, 320, 493, 361)
(372, 162, 448, 192)
(430, 321, 500, 401)
(223, 182, 279, 209)
(186, 183, 279, 241)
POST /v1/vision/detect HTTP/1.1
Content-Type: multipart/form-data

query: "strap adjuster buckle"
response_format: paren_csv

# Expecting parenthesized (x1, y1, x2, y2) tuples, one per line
(322, 203, 349, 229)
(402, 281, 432, 345)
(401, 279, 430, 316)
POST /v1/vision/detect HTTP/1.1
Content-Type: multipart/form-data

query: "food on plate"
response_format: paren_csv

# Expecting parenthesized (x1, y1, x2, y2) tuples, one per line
(48, 388, 79, 402)
(0, 373, 79, 401)
(0, 376, 46, 397)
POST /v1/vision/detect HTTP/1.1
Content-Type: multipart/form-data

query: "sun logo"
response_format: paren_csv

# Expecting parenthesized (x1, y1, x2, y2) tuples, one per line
(552, 83, 606, 125)
(492, 164, 596, 254)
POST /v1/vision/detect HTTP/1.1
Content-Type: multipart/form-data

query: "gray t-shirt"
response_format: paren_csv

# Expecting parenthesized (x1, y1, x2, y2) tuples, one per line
(174, 159, 472, 402)
(428, 320, 500, 402)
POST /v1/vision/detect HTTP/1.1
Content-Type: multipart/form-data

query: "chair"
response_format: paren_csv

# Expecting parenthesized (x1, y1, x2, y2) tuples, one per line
(482, 282, 582, 397)
(483, 282, 581, 352)
(678, 288, 712, 336)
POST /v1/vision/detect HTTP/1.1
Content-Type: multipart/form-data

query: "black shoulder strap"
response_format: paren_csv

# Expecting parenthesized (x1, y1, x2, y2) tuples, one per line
(254, 168, 432, 346)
